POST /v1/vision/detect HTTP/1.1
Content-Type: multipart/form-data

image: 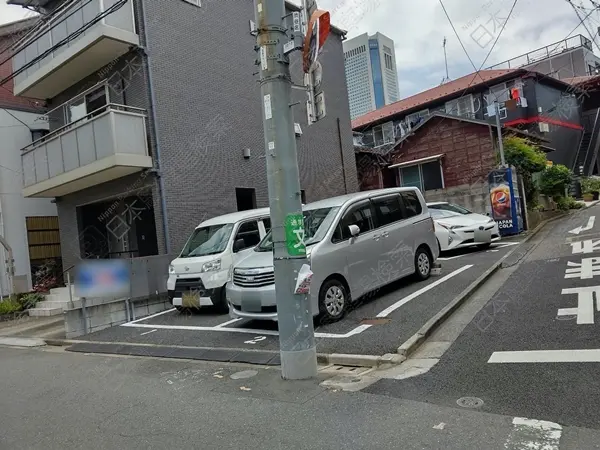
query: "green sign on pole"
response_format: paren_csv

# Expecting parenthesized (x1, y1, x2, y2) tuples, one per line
(284, 213, 306, 256)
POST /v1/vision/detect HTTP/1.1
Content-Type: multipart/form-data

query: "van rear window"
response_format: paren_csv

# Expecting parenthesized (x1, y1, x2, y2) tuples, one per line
(400, 191, 422, 217)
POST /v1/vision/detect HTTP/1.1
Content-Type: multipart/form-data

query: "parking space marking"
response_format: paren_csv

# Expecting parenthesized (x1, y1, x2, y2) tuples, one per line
(120, 265, 473, 340)
(488, 349, 600, 363)
(438, 242, 520, 260)
(215, 318, 243, 328)
(128, 308, 176, 324)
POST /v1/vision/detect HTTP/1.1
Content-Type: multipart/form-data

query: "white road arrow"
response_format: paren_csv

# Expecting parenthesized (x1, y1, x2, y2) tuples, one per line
(569, 216, 595, 235)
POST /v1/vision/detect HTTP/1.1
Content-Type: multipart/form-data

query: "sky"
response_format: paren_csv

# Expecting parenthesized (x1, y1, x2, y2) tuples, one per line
(0, 0, 598, 98)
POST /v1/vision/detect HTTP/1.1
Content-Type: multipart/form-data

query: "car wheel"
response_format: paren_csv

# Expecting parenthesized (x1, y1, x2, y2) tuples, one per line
(211, 287, 229, 313)
(478, 243, 492, 250)
(319, 279, 349, 322)
(175, 306, 190, 314)
(414, 247, 432, 281)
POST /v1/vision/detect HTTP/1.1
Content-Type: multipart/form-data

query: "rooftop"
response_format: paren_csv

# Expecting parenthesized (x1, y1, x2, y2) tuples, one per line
(351, 69, 522, 130)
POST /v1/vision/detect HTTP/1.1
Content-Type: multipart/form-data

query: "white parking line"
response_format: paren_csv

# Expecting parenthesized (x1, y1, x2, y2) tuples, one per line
(121, 265, 472, 339)
(438, 242, 520, 260)
(128, 308, 176, 324)
(488, 349, 600, 363)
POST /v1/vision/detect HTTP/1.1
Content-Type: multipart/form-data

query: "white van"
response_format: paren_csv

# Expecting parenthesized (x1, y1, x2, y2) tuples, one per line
(167, 208, 271, 312)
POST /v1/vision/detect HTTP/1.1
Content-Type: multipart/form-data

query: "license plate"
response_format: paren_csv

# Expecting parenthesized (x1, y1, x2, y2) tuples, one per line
(474, 229, 492, 243)
(182, 291, 201, 308)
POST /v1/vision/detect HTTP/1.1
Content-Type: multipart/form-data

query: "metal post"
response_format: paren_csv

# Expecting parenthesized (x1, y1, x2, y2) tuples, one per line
(67, 271, 74, 309)
(495, 101, 506, 167)
(81, 297, 88, 335)
(254, 0, 317, 379)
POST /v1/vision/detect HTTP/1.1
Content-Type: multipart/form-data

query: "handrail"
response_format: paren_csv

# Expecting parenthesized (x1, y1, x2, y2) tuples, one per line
(22, 103, 146, 153)
(12, 0, 96, 53)
(583, 109, 600, 176)
(43, 81, 107, 117)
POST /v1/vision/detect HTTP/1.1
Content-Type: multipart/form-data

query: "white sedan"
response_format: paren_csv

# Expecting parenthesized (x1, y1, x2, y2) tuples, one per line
(427, 202, 501, 252)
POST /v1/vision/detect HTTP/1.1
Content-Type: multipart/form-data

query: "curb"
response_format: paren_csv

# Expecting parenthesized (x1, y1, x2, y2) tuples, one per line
(396, 214, 562, 358)
(46, 338, 394, 368)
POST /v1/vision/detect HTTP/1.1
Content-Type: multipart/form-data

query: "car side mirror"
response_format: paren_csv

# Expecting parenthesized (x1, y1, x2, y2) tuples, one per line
(348, 224, 360, 238)
(233, 239, 246, 253)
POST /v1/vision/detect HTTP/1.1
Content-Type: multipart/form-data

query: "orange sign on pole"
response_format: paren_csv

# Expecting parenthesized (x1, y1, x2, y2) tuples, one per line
(303, 10, 330, 73)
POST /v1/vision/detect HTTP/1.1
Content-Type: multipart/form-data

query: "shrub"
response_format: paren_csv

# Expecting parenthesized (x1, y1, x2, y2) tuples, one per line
(580, 177, 600, 194)
(555, 196, 583, 210)
(0, 299, 22, 315)
(17, 292, 44, 310)
(503, 136, 547, 205)
(540, 164, 573, 198)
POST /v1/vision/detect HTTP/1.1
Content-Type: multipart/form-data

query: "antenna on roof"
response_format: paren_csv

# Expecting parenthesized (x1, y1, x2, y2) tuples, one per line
(440, 37, 451, 85)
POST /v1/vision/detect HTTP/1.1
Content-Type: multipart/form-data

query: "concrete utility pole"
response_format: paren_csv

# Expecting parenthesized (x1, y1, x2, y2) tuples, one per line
(495, 101, 506, 167)
(253, 0, 317, 379)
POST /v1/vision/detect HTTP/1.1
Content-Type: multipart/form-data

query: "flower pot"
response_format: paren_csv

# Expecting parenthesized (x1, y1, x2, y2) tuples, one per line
(583, 193, 594, 202)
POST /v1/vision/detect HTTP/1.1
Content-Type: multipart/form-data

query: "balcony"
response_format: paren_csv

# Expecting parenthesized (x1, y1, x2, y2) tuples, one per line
(12, 0, 139, 99)
(21, 103, 153, 198)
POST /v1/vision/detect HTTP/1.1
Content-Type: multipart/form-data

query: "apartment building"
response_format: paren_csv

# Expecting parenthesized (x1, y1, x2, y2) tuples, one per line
(4, 0, 358, 272)
(0, 18, 59, 296)
(488, 34, 600, 81)
(343, 32, 399, 120)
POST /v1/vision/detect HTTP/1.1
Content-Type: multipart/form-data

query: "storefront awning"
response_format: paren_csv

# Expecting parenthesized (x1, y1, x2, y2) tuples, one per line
(388, 154, 445, 169)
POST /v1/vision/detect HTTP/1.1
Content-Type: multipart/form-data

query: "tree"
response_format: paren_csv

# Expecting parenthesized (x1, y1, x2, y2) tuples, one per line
(539, 164, 573, 199)
(503, 136, 547, 204)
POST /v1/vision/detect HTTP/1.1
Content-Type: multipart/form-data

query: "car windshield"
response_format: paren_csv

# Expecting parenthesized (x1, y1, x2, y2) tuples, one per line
(256, 207, 340, 252)
(429, 208, 463, 219)
(179, 223, 234, 257)
(428, 203, 471, 215)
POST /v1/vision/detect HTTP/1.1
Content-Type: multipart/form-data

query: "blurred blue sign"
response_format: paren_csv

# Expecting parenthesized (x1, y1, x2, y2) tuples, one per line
(75, 260, 130, 298)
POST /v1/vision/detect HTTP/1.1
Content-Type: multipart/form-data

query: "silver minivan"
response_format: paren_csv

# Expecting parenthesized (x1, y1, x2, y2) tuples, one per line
(226, 187, 439, 322)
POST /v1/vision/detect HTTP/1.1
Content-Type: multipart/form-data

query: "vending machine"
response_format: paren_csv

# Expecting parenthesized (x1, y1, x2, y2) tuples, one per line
(488, 167, 524, 236)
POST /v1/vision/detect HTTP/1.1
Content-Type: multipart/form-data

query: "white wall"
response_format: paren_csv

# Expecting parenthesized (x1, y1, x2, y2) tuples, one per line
(0, 108, 55, 296)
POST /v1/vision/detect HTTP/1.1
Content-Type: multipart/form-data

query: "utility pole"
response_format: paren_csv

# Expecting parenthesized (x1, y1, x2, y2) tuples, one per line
(494, 101, 506, 167)
(253, 0, 318, 379)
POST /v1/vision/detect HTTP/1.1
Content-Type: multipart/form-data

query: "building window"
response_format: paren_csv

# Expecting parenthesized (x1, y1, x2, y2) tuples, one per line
(372, 121, 395, 146)
(398, 161, 444, 192)
(181, 0, 201, 6)
(445, 94, 475, 118)
(65, 85, 108, 125)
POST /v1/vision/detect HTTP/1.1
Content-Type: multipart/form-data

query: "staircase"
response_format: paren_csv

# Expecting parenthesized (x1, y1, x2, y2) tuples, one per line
(574, 130, 593, 174)
(28, 285, 80, 317)
(573, 109, 600, 176)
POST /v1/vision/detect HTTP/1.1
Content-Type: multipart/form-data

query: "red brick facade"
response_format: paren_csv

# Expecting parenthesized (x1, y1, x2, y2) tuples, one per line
(390, 117, 497, 188)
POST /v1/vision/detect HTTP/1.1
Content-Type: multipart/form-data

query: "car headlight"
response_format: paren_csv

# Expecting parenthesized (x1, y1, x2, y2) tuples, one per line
(201, 259, 221, 273)
(169, 264, 175, 274)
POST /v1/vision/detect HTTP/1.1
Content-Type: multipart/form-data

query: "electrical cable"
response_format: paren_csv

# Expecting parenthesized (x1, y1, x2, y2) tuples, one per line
(0, 0, 128, 89)
(566, 0, 600, 50)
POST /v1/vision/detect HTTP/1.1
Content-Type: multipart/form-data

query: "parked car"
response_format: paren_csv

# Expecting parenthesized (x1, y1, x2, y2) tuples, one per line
(226, 187, 439, 322)
(167, 208, 272, 312)
(427, 202, 500, 252)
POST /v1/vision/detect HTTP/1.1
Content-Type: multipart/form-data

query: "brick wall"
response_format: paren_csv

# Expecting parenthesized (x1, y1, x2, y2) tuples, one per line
(391, 117, 496, 188)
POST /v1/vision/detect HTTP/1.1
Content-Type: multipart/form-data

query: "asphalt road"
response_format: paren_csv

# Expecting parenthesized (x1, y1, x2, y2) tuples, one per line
(3, 346, 600, 449)
(365, 205, 600, 430)
(78, 239, 522, 356)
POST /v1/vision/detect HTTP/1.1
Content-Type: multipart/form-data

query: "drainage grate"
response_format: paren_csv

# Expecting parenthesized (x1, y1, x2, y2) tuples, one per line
(360, 318, 391, 326)
(456, 397, 484, 408)
(320, 365, 372, 376)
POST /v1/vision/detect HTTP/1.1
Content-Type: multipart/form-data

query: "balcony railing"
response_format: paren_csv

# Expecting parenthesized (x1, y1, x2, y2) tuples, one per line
(21, 103, 153, 198)
(486, 35, 593, 71)
(12, 0, 139, 99)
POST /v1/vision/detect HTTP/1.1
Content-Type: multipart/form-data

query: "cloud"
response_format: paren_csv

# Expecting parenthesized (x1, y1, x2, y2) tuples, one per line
(2, 0, 599, 99)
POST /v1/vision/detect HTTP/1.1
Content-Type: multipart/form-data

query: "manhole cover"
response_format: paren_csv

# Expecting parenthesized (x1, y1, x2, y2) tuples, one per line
(230, 370, 259, 380)
(360, 318, 391, 325)
(456, 397, 484, 408)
